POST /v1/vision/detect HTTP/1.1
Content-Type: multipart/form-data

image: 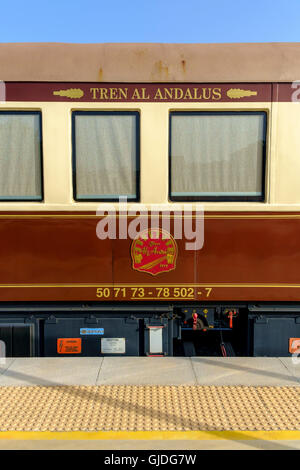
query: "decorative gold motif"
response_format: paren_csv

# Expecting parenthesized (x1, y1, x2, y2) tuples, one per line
(131, 229, 178, 276)
(227, 88, 258, 99)
(53, 88, 84, 99)
(166, 239, 176, 264)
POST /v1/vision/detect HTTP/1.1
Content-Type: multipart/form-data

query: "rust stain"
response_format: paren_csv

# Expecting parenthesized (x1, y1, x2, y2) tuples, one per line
(135, 49, 145, 58)
(98, 67, 103, 82)
(152, 60, 169, 80)
(181, 59, 186, 74)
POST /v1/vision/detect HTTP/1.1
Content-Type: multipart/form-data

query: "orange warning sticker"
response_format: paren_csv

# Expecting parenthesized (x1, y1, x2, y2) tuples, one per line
(289, 338, 300, 354)
(57, 338, 82, 354)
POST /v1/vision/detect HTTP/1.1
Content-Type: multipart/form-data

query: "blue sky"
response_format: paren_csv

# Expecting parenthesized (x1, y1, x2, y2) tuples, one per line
(0, 0, 299, 43)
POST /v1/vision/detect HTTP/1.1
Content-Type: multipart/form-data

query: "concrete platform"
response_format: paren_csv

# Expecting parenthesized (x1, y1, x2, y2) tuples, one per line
(0, 357, 298, 450)
(0, 357, 299, 386)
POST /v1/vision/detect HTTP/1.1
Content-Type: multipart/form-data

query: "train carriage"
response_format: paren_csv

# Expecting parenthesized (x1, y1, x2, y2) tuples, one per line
(0, 42, 300, 357)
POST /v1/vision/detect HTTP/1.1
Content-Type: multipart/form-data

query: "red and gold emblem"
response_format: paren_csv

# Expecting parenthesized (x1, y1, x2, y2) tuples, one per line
(131, 229, 178, 276)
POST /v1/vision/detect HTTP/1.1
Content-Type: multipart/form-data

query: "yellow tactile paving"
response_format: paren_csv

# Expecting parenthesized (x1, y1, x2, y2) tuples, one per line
(0, 385, 298, 432)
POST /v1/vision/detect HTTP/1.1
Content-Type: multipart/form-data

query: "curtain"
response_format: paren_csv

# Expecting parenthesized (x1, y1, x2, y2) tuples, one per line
(171, 113, 265, 197)
(0, 113, 42, 199)
(75, 114, 137, 199)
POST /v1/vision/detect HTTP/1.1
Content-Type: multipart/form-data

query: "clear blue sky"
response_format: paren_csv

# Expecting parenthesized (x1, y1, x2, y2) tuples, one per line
(0, 0, 299, 43)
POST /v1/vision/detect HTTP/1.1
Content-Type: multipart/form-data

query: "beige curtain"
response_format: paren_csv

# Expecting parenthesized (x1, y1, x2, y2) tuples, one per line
(0, 114, 42, 199)
(171, 113, 265, 197)
(75, 114, 137, 199)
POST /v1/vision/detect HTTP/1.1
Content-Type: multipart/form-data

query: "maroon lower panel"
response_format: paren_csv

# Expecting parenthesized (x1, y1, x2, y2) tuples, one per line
(0, 212, 299, 302)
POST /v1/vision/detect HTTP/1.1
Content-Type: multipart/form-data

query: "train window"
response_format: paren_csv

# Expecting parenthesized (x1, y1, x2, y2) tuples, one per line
(169, 111, 267, 202)
(0, 111, 43, 201)
(72, 111, 140, 201)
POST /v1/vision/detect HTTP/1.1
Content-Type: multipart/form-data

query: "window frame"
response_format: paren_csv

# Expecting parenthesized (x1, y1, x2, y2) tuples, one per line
(72, 110, 140, 202)
(0, 110, 44, 202)
(168, 110, 267, 202)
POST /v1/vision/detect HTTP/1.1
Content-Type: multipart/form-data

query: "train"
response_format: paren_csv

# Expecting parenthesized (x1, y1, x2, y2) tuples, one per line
(0, 42, 300, 357)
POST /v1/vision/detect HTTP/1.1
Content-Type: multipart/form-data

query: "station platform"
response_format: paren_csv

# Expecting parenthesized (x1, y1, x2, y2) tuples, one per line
(0, 357, 299, 450)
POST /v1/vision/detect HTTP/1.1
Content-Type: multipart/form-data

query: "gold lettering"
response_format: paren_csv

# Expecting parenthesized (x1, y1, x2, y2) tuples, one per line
(91, 85, 221, 102)
(164, 88, 173, 100)
(212, 87, 222, 100)
(109, 88, 119, 99)
(193, 88, 202, 100)
(184, 88, 193, 100)
(132, 88, 144, 99)
(99, 88, 108, 100)
(90, 87, 99, 99)
(174, 88, 184, 100)
(154, 88, 164, 100)
(141, 88, 150, 99)
(119, 88, 128, 100)
(202, 88, 212, 100)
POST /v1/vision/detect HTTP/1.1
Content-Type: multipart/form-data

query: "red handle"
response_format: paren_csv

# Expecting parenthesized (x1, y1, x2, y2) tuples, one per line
(192, 313, 198, 330)
(228, 311, 233, 329)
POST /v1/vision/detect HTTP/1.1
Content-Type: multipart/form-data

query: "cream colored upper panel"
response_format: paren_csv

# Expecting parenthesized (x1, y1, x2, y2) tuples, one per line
(2, 99, 299, 212)
(273, 102, 300, 204)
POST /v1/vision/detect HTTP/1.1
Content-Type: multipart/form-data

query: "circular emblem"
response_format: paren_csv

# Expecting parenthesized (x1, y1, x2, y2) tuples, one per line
(131, 228, 178, 276)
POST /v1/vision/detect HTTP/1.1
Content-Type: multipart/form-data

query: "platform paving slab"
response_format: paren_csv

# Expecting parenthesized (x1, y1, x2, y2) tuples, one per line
(191, 357, 300, 386)
(279, 357, 300, 380)
(0, 357, 298, 386)
(0, 358, 15, 375)
(96, 357, 196, 385)
(0, 357, 103, 386)
(0, 385, 298, 431)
